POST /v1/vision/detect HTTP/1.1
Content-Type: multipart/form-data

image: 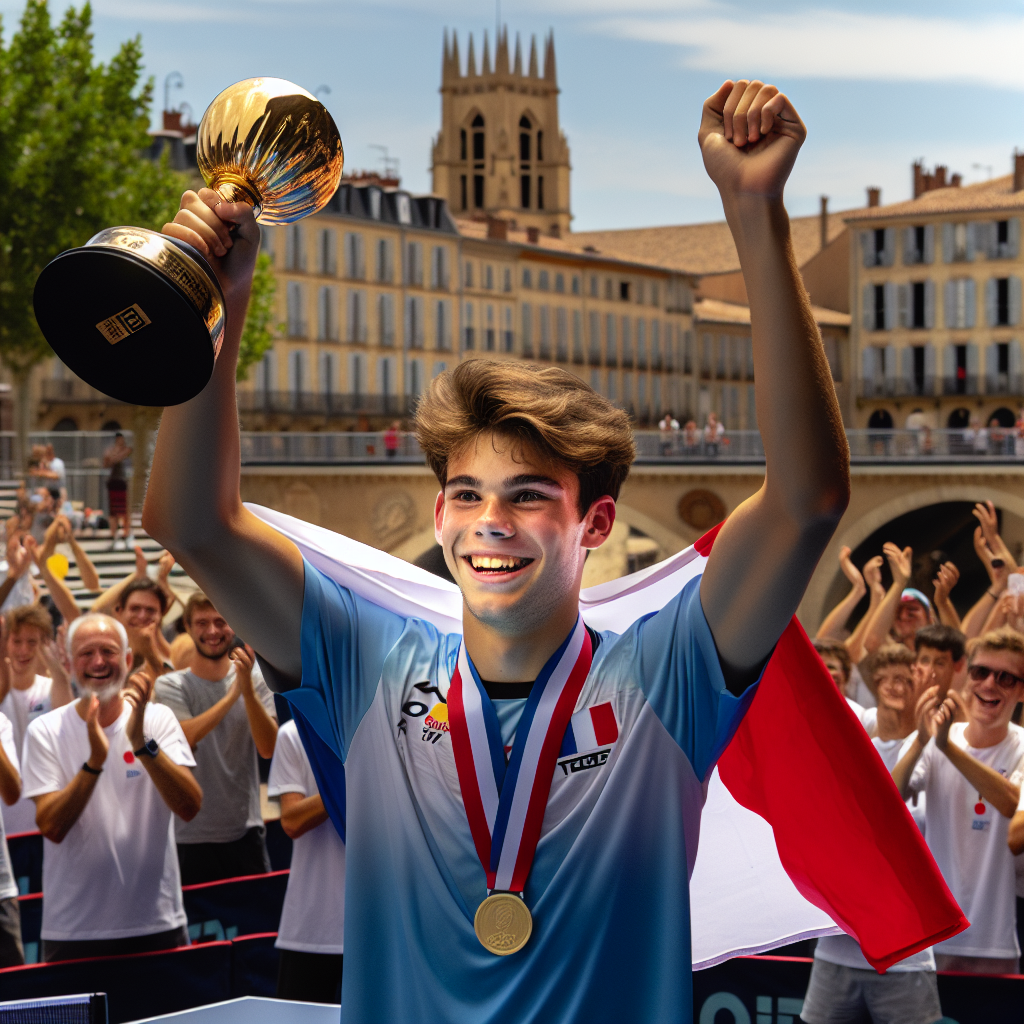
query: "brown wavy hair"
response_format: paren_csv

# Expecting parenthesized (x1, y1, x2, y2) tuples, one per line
(415, 360, 635, 516)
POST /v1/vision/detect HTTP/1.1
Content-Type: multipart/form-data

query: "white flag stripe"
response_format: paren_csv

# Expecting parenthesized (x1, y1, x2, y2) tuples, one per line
(493, 618, 586, 891)
(570, 708, 599, 752)
(458, 645, 500, 830)
(247, 506, 837, 967)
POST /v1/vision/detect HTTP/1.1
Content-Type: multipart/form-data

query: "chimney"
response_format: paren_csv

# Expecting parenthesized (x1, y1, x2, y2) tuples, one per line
(486, 216, 508, 241)
(526, 226, 540, 244)
(162, 110, 182, 132)
(934, 165, 947, 188)
(819, 195, 829, 251)
(867, 187, 881, 208)
(913, 160, 924, 199)
(950, 173, 962, 188)
(1014, 150, 1024, 193)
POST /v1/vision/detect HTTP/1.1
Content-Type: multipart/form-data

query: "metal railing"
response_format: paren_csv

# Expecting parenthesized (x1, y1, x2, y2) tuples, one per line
(237, 391, 417, 417)
(857, 375, 1024, 398)
(241, 431, 423, 464)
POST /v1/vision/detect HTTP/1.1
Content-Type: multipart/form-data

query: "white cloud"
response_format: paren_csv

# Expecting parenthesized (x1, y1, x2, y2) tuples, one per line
(605, 9, 1024, 90)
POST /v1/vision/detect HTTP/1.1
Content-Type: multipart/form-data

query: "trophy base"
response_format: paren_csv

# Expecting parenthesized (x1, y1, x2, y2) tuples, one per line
(33, 228, 227, 408)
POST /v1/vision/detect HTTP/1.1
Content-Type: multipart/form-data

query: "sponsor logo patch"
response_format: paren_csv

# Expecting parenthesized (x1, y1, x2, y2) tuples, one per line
(95, 303, 151, 345)
(557, 747, 611, 776)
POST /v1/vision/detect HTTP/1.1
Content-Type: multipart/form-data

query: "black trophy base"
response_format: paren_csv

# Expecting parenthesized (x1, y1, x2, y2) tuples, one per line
(33, 239, 222, 407)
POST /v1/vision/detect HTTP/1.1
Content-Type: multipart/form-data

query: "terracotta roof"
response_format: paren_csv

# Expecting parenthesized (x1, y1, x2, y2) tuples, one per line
(694, 297, 850, 328)
(846, 174, 1024, 222)
(568, 208, 856, 276)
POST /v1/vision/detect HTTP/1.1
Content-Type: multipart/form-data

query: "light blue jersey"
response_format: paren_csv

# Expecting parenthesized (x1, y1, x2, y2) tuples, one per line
(287, 559, 757, 1024)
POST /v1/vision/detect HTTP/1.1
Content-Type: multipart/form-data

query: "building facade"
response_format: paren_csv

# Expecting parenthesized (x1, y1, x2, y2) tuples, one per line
(848, 157, 1024, 429)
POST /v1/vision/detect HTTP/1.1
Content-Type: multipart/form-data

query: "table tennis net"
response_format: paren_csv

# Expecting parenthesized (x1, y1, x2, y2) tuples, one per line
(0, 994, 107, 1024)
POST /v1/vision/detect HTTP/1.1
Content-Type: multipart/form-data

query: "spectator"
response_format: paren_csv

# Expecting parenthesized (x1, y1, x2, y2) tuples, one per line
(154, 594, 277, 884)
(0, 709, 23, 967)
(802, 642, 941, 1024)
(862, 543, 932, 655)
(960, 502, 1017, 638)
(114, 579, 174, 679)
(657, 413, 678, 456)
(0, 604, 73, 835)
(913, 625, 966, 705)
(269, 719, 345, 1004)
(22, 613, 200, 962)
(893, 627, 1024, 974)
(0, 532, 36, 614)
(812, 638, 874, 732)
(103, 432, 132, 551)
(44, 444, 67, 505)
(383, 420, 401, 459)
(930, 560, 961, 631)
(681, 419, 700, 455)
(29, 488, 58, 545)
(703, 411, 724, 456)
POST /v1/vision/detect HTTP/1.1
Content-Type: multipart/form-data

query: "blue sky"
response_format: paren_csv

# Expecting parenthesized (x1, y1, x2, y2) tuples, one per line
(3, 0, 1023, 229)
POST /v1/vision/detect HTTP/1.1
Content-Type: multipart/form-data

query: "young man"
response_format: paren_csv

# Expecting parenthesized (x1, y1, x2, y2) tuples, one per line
(802, 643, 941, 1024)
(268, 718, 345, 1004)
(21, 614, 201, 962)
(893, 628, 1024, 974)
(813, 638, 875, 732)
(0, 604, 73, 835)
(154, 593, 278, 884)
(113, 578, 175, 678)
(863, 543, 932, 655)
(145, 79, 850, 1021)
(913, 624, 965, 703)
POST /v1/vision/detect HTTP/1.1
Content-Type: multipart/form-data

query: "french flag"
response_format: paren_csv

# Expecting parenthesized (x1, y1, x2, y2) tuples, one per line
(560, 702, 619, 756)
(252, 504, 968, 973)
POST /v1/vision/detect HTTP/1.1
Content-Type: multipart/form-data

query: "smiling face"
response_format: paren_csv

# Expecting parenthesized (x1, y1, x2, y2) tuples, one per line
(71, 619, 128, 703)
(915, 645, 961, 700)
(434, 431, 613, 637)
(119, 589, 163, 630)
(187, 605, 234, 660)
(894, 600, 929, 640)
(965, 648, 1024, 731)
(875, 665, 913, 714)
(8, 625, 44, 677)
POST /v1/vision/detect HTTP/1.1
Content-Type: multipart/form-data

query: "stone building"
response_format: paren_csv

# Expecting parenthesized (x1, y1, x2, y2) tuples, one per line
(848, 156, 1024, 430)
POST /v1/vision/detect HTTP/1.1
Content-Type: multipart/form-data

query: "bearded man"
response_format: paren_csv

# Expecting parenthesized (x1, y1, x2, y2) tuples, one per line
(21, 613, 201, 962)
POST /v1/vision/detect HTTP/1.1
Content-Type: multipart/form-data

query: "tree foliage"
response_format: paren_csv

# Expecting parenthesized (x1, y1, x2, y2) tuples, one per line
(237, 251, 280, 382)
(0, 0, 187, 377)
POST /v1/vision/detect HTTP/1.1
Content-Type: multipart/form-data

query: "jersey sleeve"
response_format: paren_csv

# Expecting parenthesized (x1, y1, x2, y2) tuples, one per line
(153, 673, 192, 722)
(629, 575, 761, 783)
(287, 558, 410, 763)
(268, 723, 310, 798)
(145, 705, 196, 768)
(21, 718, 63, 799)
(0, 712, 17, 774)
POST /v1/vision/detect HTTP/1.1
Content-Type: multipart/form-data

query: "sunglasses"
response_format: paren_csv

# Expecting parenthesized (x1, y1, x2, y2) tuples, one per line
(967, 664, 1024, 690)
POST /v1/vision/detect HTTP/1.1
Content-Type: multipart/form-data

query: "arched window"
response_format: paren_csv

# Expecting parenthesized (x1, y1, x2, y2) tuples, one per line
(471, 114, 485, 161)
(470, 114, 485, 209)
(867, 409, 893, 429)
(459, 129, 466, 161)
(947, 407, 970, 429)
(519, 116, 532, 209)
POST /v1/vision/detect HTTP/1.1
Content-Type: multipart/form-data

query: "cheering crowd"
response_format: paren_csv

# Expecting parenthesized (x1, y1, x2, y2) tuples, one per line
(802, 500, 1024, 1023)
(0, 502, 345, 1002)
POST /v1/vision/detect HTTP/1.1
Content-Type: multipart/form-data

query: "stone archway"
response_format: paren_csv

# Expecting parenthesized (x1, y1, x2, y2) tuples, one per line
(802, 480, 1024, 629)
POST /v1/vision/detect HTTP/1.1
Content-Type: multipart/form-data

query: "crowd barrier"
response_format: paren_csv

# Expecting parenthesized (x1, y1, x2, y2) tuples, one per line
(0, 935, 280, 1023)
(693, 954, 1024, 1024)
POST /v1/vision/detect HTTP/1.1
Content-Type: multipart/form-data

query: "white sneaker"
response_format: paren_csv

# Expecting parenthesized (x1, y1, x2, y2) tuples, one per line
(112, 539, 127, 551)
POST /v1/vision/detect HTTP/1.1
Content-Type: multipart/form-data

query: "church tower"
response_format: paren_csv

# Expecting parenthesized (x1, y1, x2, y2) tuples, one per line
(431, 28, 571, 237)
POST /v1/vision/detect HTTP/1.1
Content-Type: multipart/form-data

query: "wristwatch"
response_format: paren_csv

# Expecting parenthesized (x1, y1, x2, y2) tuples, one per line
(134, 738, 160, 759)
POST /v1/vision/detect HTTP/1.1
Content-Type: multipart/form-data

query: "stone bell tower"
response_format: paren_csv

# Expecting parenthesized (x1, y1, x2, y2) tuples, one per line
(431, 28, 571, 237)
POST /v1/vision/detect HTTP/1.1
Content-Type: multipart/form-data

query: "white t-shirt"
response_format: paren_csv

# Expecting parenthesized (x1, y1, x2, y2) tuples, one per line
(845, 698, 876, 734)
(909, 722, 1024, 960)
(22, 700, 196, 941)
(267, 720, 345, 954)
(1, 675, 53, 835)
(0, 712, 20, 901)
(848, 664, 876, 709)
(815, 733, 935, 973)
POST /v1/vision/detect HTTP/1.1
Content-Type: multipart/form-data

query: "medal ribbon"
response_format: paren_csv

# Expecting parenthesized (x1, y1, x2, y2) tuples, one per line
(448, 617, 593, 892)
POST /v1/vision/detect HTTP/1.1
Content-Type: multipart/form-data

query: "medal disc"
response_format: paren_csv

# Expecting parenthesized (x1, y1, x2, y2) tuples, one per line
(474, 892, 533, 955)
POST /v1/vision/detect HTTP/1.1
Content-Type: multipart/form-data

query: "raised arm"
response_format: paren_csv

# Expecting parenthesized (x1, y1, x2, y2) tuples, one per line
(91, 545, 148, 616)
(816, 546, 866, 640)
(931, 561, 961, 631)
(143, 191, 304, 688)
(696, 81, 850, 686)
(862, 543, 912, 655)
(845, 554, 884, 664)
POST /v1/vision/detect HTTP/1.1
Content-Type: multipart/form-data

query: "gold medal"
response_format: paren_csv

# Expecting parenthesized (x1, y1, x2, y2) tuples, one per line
(473, 892, 533, 955)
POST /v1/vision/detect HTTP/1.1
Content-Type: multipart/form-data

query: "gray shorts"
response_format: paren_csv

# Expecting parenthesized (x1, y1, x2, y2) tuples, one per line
(800, 958, 942, 1024)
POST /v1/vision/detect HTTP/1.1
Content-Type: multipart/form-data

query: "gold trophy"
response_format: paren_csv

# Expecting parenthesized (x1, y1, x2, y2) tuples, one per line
(33, 78, 343, 406)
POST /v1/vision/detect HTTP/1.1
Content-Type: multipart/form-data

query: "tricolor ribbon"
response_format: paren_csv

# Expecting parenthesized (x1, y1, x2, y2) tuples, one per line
(448, 617, 593, 893)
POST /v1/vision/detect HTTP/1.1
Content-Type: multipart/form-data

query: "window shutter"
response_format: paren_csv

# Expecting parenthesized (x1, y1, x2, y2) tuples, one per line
(883, 282, 896, 330)
(923, 342, 936, 395)
(883, 344, 897, 391)
(985, 278, 998, 327)
(862, 284, 873, 330)
(985, 343, 999, 387)
(1010, 218, 1021, 259)
(924, 279, 936, 329)
(942, 223, 953, 263)
(987, 221, 998, 259)
(966, 222, 976, 261)
(900, 345, 913, 394)
(860, 231, 873, 268)
(897, 284, 909, 327)
(1010, 276, 1022, 326)
(1010, 339, 1023, 392)
(355, 234, 364, 279)
(923, 224, 935, 264)
(943, 280, 955, 328)
(942, 344, 955, 391)
(902, 227, 915, 265)
(966, 343, 980, 394)
(965, 279, 977, 328)
(883, 228, 896, 267)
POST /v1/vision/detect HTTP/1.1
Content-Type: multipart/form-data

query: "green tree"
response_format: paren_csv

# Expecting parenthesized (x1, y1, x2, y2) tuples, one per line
(0, 0, 186, 463)
(236, 251, 280, 382)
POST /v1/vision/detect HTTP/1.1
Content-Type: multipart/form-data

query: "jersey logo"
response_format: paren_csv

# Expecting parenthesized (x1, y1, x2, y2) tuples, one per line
(558, 701, 619, 759)
(422, 703, 450, 744)
(126, 769, 142, 778)
(557, 748, 611, 776)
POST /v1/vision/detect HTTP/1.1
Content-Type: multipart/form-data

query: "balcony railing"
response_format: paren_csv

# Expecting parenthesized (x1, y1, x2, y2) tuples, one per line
(237, 390, 416, 417)
(40, 380, 127, 404)
(858, 375, 1024, 399)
